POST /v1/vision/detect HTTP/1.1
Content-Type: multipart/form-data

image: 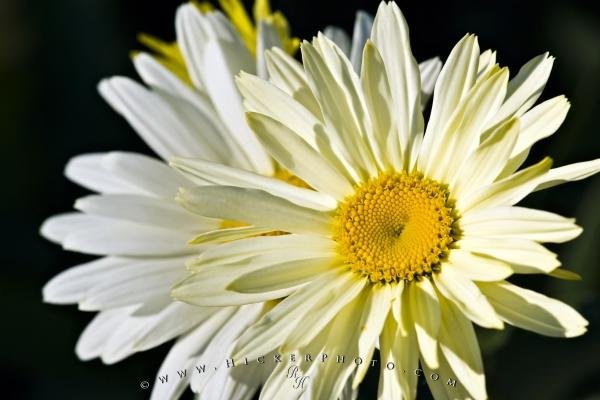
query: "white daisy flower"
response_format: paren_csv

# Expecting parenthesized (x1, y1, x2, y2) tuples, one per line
(41, 1, 294, 399)
(173, 1, 600, 399)
(41, 1, 440, 399)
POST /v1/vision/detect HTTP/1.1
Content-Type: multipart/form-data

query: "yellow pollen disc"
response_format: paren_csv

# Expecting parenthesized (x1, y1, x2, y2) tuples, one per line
(334, 172, 457, 284)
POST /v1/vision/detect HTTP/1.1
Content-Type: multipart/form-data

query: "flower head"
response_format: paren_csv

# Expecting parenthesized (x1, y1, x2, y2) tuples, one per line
(174, 1, 600, 398)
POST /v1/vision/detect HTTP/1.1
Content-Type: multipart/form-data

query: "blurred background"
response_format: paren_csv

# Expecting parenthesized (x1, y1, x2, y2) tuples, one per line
(1, 0, 599, 398)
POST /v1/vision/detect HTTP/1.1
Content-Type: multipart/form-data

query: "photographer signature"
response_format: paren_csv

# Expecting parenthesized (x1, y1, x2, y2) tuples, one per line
(286, 365, 310, 390)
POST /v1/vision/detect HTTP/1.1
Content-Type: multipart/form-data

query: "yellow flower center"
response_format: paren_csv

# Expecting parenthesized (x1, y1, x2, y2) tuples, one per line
(334, 172, 457, 284)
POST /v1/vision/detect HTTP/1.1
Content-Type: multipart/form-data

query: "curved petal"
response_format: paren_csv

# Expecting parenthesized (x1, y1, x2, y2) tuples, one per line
(434, 268, 504, 329)
(64, 153, 136, 195)
(534, 158, 600, 191)
(245, 112, 354, 201)
(408, 278, 440, 368)
(478, 281, 588, 337)
(438, 298, 487, 400)
(371, 1, 423, 169)
(177, 185, 333, 235)
(171, 157, 337, 211)
(460, 206, 582, 243)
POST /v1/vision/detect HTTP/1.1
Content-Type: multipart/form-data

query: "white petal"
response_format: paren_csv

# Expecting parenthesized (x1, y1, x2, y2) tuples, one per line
(259, 357, 305, 400)
(231, 269, 351, 361)
(174, 258, 305, 307)
(101, 151, 191, 199)
(458, 237, 560, 273)
(43, 257, 128, 304)
(371, 2, 423, 170)
(198, 355, 262, 400)
(434, 268, 504, 329)
(323, 26, 351, 56)
(195, 234, 334, 269)
(377, 314, 402, 398)
(40, 212, 104, 244)
(175, 4, 211, 90)
(534, 158, 600, 191)
(101, 302, 216, 364)
(78, 257, 188, 311)
(438, 299, 487, 400)
(460, 206, 582, 243)
(349, 11, 374, 72)
(477, 49, 496, 77)
(245, 111, 354, 200)
(238, 70, 323, 146)
(511, 95, 570, 157)
(408, 278, 440, 368)
(150, 308, 238, 400)
(301, 39, 376, 178)
(174, 235, 334, 306)
(446, 249, 513, 281)
(451, 117, 519, 198)
(74, 194, 218, 233)
(281, 278, 366, 352)
(171, 157, 337, 211)
(264, 48, 322, 119)
(419, 34, 479, 173)
(75, 306, 136, 360)
(229, 257, 338, 294)
(188, 225, 273, 245)
(64, 153, 136, 195)
(419, 56, 442, 106)
(458, 156, 552, 212)
(306, 291, 365, 400)
(429, 66, 509, 183)
(256, 21, 282, 79)
(98, 77, 228, 162)
(355, 285, 393, 368)
(360, 41, 395, 170)
(201, 40, 273, 175)
(397, 288, 419, 395)
(424, 348, 475, 400)
(487, 53, 554, 128)
(59, 215, 194, 257)
(175, 6, 240, 89)
(133, 52, 224, 127)
(189, 304, 264, 393)
(177, 185, 332, 235)
(478, 281, 588, 337)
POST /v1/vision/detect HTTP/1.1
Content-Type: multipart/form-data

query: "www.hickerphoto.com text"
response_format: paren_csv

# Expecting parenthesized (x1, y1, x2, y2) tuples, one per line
(153, 353, 459, 389)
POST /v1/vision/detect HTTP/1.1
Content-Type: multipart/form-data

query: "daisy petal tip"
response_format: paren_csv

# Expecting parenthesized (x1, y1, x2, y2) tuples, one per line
(565, 325, 588, 338)
(61, 238, 78, 253)
(41, 281, 57, 304)
(74, 344, 94, 362)
(96, 78, 109, 93)
(72, 197, 86, 211)
(235, 70, 253, 84)
(38, 219, 55, 241)
(490, 318, 505, 330)
(77, 301, 96, 312)
(548, 268, 583, 281)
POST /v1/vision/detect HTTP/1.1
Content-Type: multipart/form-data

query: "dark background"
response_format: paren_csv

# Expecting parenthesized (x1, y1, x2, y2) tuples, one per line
(1, 0, 599, 399)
